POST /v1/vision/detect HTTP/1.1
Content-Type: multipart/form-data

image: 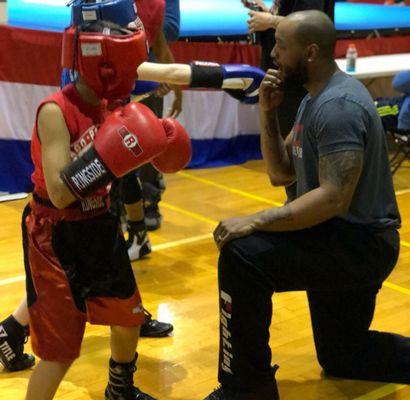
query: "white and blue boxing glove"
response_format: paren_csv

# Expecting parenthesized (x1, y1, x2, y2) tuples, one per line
(189, 61, 265, 104)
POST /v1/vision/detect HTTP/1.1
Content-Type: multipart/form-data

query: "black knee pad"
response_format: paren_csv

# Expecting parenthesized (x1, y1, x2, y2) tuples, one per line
(139, 163, 164, 191)
(121, 173, 143, 205)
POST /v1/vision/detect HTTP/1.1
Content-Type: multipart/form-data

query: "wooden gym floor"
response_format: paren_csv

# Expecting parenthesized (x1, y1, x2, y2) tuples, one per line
(0, 159, 409, 400)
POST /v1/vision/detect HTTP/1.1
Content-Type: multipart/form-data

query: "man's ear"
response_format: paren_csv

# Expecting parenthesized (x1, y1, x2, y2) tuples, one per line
(305, 43, 320, 62)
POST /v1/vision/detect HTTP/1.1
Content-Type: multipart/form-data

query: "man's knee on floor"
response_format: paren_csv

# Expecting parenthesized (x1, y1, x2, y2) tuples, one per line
(315, 345, 354, 377)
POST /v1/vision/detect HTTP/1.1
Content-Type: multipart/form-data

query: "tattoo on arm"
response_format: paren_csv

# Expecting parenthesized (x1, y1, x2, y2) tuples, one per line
(273, 204, 293, 222)
(319, 150, 363, 193)
(258, 204, 293, 227)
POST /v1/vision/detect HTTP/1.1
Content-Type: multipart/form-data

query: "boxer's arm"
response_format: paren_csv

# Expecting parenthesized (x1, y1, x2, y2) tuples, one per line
(37, 103, 77, 209)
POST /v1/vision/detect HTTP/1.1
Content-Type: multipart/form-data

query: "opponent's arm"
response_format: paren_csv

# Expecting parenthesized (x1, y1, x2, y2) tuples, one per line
(137, 62, 191, 85)
(138, 62, 256, 88)
(37, 103, 78, 209)
(136, 61, 265, 104)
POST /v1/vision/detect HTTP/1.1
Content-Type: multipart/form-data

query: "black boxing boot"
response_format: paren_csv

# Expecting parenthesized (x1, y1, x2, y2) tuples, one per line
(105, 355, 156, 400)
(0, 315, 35, 372)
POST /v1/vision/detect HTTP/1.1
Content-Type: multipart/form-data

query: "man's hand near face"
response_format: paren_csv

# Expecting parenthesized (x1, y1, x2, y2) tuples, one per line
(259, 69, 285, 111)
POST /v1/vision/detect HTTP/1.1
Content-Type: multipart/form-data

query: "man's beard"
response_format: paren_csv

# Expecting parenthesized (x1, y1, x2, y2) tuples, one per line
(282, 58, 309, 90)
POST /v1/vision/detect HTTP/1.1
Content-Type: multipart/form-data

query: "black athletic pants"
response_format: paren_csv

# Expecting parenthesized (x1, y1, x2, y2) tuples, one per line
(217, 218, 410, 391)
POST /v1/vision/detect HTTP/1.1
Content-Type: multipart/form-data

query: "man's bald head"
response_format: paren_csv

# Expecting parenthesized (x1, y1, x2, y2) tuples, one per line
(281, 10, 336, 60)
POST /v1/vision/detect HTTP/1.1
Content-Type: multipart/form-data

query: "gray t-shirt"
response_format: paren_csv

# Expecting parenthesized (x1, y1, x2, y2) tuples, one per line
(290, 71, 401, 230)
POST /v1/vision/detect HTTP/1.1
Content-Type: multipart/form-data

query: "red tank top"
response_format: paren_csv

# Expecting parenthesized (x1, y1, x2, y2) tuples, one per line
(31, 84, 110, 219)
(136, 0, 165, 47)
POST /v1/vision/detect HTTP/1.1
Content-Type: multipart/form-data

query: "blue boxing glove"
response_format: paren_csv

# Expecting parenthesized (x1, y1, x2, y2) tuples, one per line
(189, 61, 265, 104)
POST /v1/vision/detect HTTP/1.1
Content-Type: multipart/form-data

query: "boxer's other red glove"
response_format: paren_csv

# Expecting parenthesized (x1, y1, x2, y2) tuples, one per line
(152, 118, 192, 173)
(61, 102, 168, 199)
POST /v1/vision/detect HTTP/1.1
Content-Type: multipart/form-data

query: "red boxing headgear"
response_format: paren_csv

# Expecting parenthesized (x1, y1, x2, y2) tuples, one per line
(62, 25, 148, 100)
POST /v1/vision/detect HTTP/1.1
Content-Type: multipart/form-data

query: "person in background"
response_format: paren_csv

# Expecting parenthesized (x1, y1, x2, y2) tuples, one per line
(110, 0, 182, 337)
(132, 0, 182, 237)
(245, 0, 334, 136)
(374, 71, 410, 133)
(393, 70, 410, 131)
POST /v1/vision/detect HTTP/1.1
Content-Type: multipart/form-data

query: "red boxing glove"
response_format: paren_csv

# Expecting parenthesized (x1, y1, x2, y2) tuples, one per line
(94, 102, 168, 176)
(61, 102, 168, 199)
(152, 118, 192, 173)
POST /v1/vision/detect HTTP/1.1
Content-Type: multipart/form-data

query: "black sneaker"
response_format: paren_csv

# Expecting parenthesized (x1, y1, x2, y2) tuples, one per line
(203, 366, 280, 400)
(203, 387, 236, 400)
(140, 309, 173, 338)
(105, 384, 156, 400)
(0, 316, 35, 372)
(203, 385, 279, 400)
(126, 221, 151, 261)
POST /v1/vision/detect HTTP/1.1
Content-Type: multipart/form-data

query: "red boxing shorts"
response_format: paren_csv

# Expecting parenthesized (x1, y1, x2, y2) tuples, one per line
(22, 202, 144, 363)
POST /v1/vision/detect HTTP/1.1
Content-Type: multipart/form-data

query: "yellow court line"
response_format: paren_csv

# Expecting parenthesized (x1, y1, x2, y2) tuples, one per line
(179, 171, 410, 204)
(395, 188, 410, 196)
(178, 171, 283, 207)
(0, 275, 25, 286)
(161, 201, 218, 226)
(401, 240, 410, 248)
(383, 281, 410, 296)
(152, 233, 213, 251)
(0, 233, 215, 287)
(179, 171, 410, 249)
(178, 171, 410, 296)
(352, 383, 407, 400)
